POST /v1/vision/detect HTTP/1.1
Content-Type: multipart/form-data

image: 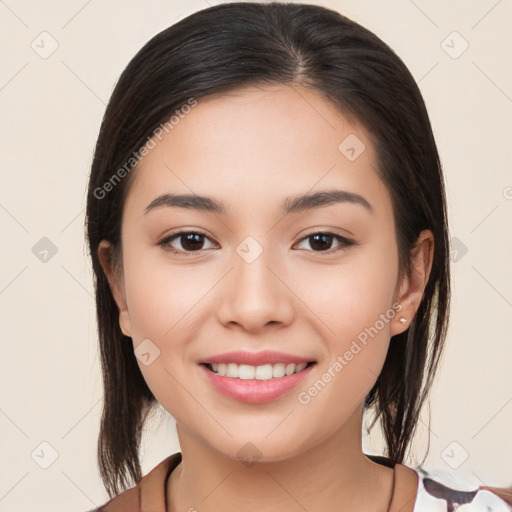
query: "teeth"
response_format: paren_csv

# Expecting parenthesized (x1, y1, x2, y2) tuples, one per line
(209, 362, 309, 380)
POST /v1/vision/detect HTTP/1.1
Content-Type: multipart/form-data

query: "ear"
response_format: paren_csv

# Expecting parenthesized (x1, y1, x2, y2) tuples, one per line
(390, 229, 434, 336)
(97, 240, 133, 338)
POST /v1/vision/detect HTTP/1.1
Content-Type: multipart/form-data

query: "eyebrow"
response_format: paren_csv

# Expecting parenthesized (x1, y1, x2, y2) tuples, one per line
(144, 189, 372, 216)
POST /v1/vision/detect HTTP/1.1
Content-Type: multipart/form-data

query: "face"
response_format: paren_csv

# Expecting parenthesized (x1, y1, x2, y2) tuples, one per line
(99, 84, 430, 463)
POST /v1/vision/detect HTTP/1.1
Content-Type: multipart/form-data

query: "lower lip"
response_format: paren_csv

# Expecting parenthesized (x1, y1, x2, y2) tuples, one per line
(199, 363, 316, 403)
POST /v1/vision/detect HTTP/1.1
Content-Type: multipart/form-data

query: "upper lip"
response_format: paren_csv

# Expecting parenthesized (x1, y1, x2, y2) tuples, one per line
(200, 350, 315, 366)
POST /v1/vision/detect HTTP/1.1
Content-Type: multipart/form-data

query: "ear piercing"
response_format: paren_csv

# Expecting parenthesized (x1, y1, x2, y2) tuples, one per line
(399, 317, 407, 325)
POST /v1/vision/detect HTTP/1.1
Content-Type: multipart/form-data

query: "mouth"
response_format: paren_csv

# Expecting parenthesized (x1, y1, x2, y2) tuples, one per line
(197, 350, 318, 403)
(201, 361, 317, 380)
(199, 360, 317, 403)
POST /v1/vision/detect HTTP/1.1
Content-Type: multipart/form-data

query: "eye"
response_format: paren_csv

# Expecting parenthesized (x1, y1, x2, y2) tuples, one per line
(294, 232, 355, 254)
(157, 230, 355, 256)
(157, 231, 217, 255)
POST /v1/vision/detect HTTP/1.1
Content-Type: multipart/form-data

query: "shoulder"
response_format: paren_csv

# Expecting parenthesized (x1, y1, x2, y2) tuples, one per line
(409, 466, 512, 511)
(84, 485, 140, 512)
(84, 452, 182, 512)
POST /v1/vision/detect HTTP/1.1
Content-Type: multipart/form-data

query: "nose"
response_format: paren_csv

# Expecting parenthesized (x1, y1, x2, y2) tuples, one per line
(215, 241, 295, 333)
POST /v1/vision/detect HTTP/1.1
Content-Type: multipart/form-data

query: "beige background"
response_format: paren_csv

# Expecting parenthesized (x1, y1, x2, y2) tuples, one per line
(0, 0, 511, 510)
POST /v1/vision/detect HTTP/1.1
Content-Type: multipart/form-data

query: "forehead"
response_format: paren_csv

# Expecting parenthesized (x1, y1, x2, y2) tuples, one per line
(123, 84, 391, 221)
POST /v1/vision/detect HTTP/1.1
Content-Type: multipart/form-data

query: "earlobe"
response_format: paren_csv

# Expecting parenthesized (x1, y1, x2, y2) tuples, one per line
(391, 230, 434, 336)
(118, 312, 132, 338)
(97, 240, 133, 338)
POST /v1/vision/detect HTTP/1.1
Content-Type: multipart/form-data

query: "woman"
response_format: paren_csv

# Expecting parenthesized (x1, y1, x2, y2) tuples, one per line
(85, 2, 511, 511)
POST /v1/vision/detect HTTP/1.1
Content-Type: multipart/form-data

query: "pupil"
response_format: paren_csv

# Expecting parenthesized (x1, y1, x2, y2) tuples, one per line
(310, 233, 332, 251)
(182, 233, 203, 251)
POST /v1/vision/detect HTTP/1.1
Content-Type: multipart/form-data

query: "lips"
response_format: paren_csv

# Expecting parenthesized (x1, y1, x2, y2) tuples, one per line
(199, 350, 315, 366)
(198, 350, 318, 403)
(199, 361, 316, 403)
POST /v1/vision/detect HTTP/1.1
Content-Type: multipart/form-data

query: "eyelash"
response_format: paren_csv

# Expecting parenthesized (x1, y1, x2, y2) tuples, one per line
(156, 230, 356, 256)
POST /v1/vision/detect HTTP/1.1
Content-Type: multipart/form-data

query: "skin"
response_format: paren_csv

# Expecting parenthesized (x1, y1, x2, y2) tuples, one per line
(98, 83, 433, 512)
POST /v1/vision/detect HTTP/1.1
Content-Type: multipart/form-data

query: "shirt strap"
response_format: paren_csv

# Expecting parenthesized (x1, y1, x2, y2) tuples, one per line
(388, 463, 419, 512)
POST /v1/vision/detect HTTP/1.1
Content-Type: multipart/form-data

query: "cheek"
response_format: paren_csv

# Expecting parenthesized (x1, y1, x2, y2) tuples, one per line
(121, 255, 207, 421)
(120, 248, 220, 414)
(122, 248, 210, 341)
(298, 239, 399, 345)
(293, 281, 397, 433)
(292, 243, 399, 404)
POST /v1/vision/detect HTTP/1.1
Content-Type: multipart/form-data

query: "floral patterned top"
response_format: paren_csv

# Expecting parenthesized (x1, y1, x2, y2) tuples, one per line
(411, 466, 511, 511)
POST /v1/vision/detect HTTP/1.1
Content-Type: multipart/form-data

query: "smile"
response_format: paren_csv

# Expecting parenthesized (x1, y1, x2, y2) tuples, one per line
(204, 361, 315, 380)
(199, 362, 317, 403)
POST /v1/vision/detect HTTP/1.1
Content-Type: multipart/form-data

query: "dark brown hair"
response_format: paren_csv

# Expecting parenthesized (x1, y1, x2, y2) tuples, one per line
(85, 1, 450, 498)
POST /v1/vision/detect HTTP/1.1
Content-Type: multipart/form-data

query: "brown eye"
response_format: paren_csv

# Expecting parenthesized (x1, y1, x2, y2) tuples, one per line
(158, 231, 217, 254)
(295, 232, 355, 253)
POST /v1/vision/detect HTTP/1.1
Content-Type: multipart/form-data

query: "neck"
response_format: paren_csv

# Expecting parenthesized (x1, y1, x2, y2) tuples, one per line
(167, 409, 394, 512)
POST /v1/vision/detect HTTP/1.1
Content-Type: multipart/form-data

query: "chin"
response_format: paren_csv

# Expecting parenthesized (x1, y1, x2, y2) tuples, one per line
(205, 433, 315, 467)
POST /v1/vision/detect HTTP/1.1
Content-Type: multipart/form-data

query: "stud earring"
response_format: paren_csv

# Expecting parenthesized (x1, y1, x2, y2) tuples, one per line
(399, 317, 407, 326)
